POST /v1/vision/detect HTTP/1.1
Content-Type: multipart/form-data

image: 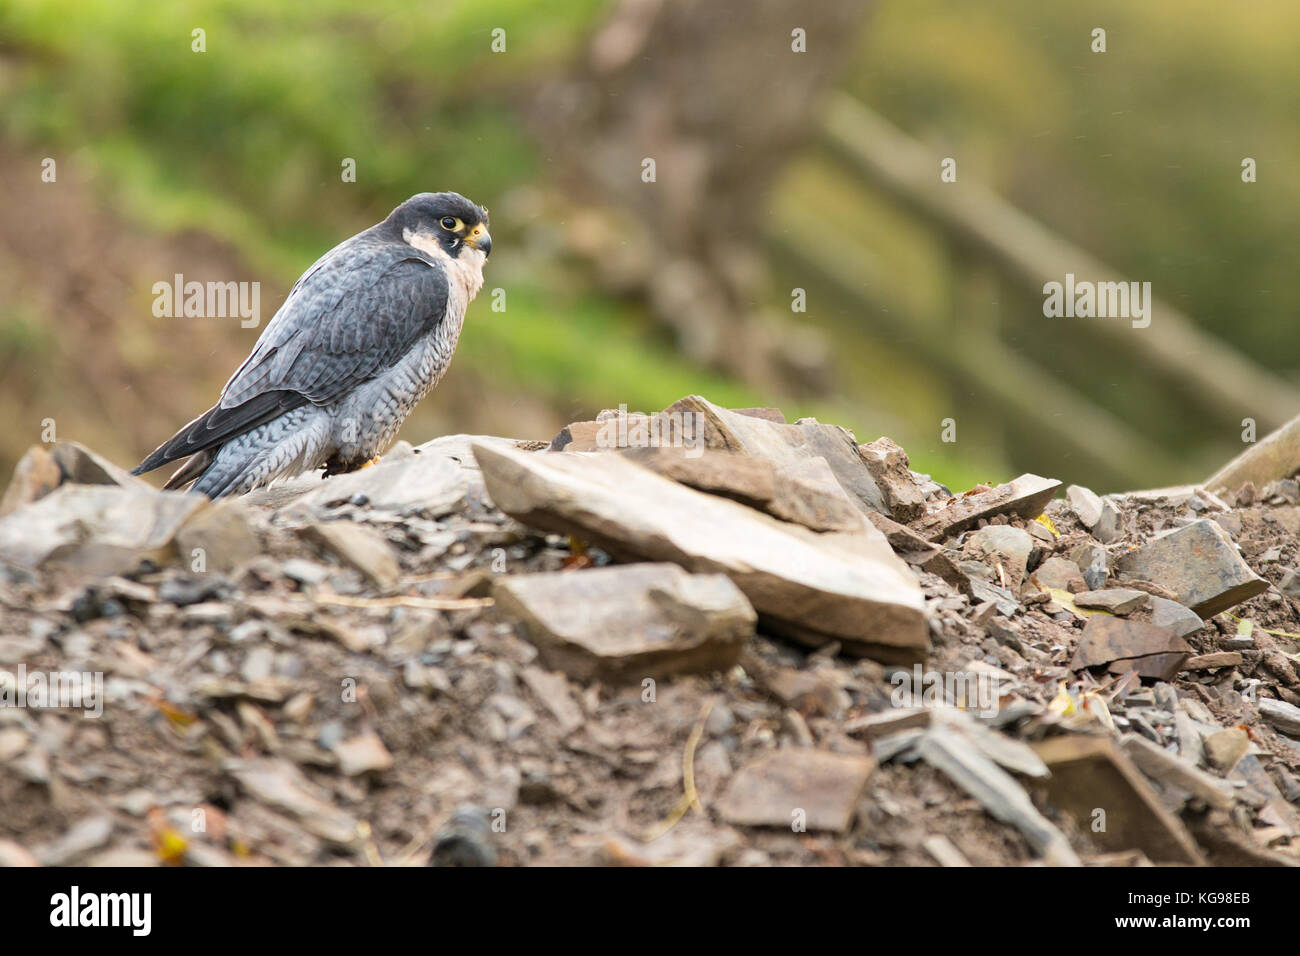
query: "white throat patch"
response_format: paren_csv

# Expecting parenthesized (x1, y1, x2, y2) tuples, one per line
(403, 228, 486, 301)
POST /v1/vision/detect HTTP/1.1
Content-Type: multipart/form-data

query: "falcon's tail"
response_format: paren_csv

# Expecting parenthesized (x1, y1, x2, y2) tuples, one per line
(161, 450, 214, 491)
(131, 390, 309, 478)
(185, 406, 332, 498)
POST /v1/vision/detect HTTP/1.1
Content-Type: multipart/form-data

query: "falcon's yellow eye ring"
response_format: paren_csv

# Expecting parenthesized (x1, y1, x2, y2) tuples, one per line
(440, 216, 462, 231)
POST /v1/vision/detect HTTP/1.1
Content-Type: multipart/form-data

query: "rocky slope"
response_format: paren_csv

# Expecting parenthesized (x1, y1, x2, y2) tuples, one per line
(0, 396, 1297, 867)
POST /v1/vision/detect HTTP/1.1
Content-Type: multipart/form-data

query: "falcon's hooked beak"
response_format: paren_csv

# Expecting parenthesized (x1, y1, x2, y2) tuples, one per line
(464, 222, 492, 257)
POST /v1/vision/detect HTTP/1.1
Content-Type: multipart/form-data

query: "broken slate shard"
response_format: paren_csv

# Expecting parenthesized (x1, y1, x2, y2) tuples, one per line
(1065, 484, 1121, 542)
(1203, 728, 1250, 772)
(473, 443, 928, 660)
(1065, 484, 1104, 529)
(1114, 519, 1268, 618)
(1147, 596, 1206, 638)
(1183, 651, 1242, 671)
(912, 474, 1062, 542)
(229, 758, 360, 846)
(50, 441, 150, 490)
(1072, 588, 1149, 615)
(174, 498, 261, 571)
(620, 446, 866, 533)
(866, 513, 973, 598)
(0, 446, 62, 517)
(1033, 556, 1087, 592)
(493, 563, 755, 681)
(300, 521, 401, 589)
(916, 725, 1080, 865)
(331, 730, 394, 776)
(1120, 734, 1236, 810)
(1031, 735, 1204, 865)
(1259, 698, 1300, 738)
(1069, 615, 1192, 682)
(858, 437, 928, 522)
(654, 395, 888, 515)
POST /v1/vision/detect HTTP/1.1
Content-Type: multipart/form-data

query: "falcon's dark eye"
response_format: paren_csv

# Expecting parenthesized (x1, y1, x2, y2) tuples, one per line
(440, 217, 459, 230)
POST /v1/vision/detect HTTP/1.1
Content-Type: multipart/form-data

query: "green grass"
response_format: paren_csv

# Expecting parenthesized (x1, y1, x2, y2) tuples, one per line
(0, 305, 54, 358)
(2, 0, 605, 270)
(461, 285, 760, 415)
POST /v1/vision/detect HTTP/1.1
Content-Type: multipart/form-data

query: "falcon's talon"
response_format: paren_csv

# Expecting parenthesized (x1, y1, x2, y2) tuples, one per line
(130, 192, 490, 498)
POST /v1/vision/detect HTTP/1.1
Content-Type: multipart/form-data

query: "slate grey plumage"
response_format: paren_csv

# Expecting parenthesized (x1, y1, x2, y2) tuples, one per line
(133, 192, 490, 497)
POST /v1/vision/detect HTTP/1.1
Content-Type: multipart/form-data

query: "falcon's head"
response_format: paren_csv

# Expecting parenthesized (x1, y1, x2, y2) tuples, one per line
(391, 192, 491, 261)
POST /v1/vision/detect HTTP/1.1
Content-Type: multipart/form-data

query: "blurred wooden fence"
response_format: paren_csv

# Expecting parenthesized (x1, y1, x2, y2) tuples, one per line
(770, 92, 1300, 489)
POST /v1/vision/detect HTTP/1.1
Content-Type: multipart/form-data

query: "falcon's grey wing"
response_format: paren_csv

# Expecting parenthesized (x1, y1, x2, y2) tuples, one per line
(132, 242, 450, 476)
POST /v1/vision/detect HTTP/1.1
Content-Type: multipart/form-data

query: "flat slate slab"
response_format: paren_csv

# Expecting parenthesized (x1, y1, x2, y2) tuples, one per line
(1115, 519, 1268, 617)
(1032, 735, 1204, 865)
(620, 446, 866, 533)
(718, 748, 875, 833)
(493, 563, 755, 681)
(1260, 698, 1300, 737)
(1069, 615, 1193, 681)
(1072, 588, 1149, 615)
(241, 434, 523, 514)
(295, 449, 467, 516)
(657, 395, 888, 515)
(0, 483, 206, 574)
(1148, 596, 1205, 637)
(911, 474, 1062, 542)
(473, 442, 929, 660)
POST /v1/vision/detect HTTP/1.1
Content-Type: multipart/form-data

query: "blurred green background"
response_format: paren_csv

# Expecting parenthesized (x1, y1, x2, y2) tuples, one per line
(1, 0, 1296, 494)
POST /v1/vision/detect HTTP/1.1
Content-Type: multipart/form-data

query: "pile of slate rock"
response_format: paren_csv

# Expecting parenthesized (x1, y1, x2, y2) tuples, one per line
(0, 395, 1297, 867)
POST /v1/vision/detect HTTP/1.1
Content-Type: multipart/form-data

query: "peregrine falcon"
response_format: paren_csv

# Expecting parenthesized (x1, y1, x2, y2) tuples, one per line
(132, 192, 490, 498)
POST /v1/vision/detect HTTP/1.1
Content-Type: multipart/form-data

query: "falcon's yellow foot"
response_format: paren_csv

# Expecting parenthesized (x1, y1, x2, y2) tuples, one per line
(322, 454, 383, 478)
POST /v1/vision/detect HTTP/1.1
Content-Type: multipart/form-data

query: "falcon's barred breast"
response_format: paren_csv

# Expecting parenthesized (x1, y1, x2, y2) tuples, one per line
(132, 192, 490, 498)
